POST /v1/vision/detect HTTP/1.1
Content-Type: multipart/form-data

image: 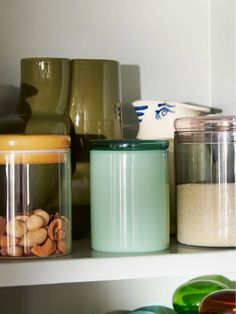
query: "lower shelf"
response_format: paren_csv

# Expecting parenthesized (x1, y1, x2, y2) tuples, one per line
(0, 237, 235, 287)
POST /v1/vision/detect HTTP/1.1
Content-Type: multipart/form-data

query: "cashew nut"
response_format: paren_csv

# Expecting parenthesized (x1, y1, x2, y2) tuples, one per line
(7, 245, 23, 257)
(57, 240, 69, 254)
(26, 214, 45, 231)
(56, 229, 66, 240)
(15, 215, 28, 222)
(18, 228, 47, 247)
(33, 209, 50, 226)
(6, 219, 26, 238)
(48, 218, 63, 240)
(31, 238, 56, 257)
(0, 216, 6, 235)
(0, 235, 19, 248)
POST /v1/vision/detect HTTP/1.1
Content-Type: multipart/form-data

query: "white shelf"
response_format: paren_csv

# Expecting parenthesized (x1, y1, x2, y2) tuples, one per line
(0, 238, 235, 288)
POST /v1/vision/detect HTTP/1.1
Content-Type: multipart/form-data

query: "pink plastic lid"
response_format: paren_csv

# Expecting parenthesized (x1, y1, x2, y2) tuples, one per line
(174, 115, 236, 132)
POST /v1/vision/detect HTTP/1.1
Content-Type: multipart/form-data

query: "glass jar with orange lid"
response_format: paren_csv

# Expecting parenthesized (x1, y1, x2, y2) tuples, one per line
(0, 135, 71, 258)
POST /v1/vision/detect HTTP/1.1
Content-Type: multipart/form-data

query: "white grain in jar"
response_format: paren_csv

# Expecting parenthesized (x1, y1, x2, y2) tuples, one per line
(177, 183, 236, 247)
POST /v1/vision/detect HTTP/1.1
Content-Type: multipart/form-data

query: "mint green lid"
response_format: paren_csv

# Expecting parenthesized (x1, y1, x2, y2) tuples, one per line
(90, 139, 169, 151)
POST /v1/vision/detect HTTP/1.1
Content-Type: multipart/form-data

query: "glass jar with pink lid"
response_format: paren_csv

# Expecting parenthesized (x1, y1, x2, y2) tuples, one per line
(174, 115, 236, 247)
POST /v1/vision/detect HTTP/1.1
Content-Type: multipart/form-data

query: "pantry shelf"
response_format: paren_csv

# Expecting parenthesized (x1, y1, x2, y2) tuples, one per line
(0, 238, 235, 288)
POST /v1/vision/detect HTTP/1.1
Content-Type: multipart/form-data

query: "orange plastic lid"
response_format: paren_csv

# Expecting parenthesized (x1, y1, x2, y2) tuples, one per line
(0, 135, 71, 164)
(0, 135, 71, 150)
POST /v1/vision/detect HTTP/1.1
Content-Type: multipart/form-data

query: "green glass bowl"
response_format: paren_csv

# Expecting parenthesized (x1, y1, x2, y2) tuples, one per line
(172, 279, 229, 314)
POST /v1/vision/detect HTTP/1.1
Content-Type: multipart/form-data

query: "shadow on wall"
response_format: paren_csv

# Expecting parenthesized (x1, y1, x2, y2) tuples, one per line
(0, 84, 32, 133)
(120, 64, 141, 139)
(0, 85, 20, 117)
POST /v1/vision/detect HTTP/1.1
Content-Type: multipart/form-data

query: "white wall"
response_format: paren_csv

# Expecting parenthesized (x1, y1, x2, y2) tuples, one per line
(211, 0, 236, 115)
(0, 0, 235, 120)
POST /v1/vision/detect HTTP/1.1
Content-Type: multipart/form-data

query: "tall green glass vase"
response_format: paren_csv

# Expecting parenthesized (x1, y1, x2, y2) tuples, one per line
(14, 58, 71, 211)
(18, 57, 71, 134)
(69, 59, 122, 239)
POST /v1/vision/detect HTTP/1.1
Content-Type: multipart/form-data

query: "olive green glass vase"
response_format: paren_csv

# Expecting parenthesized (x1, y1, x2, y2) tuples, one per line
(11, 58, 71, 212)
(17, 57, 71, 134)
(69, 59, 123, 239)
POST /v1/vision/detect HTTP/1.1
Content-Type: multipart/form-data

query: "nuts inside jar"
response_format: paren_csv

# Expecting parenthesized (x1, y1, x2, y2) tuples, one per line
(0, 209, 71, 258)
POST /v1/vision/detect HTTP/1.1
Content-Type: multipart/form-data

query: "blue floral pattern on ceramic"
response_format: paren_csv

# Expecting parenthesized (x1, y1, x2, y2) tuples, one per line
(134, 105, 148, 122)
(134, 103, 176, 123)
(155, 103, 175, 120)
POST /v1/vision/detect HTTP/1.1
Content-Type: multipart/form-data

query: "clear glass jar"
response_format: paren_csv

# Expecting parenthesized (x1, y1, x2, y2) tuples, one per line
(0, 135, 71, 258)
(174, 116, 236, 247)
(90, 139, 169, 253)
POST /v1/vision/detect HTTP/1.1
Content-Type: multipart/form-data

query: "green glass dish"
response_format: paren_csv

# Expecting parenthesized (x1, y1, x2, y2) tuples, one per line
(172, 279, 229, 314)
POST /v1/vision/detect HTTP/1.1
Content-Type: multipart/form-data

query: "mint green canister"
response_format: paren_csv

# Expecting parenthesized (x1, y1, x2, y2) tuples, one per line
(90, 139, 170, 253)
